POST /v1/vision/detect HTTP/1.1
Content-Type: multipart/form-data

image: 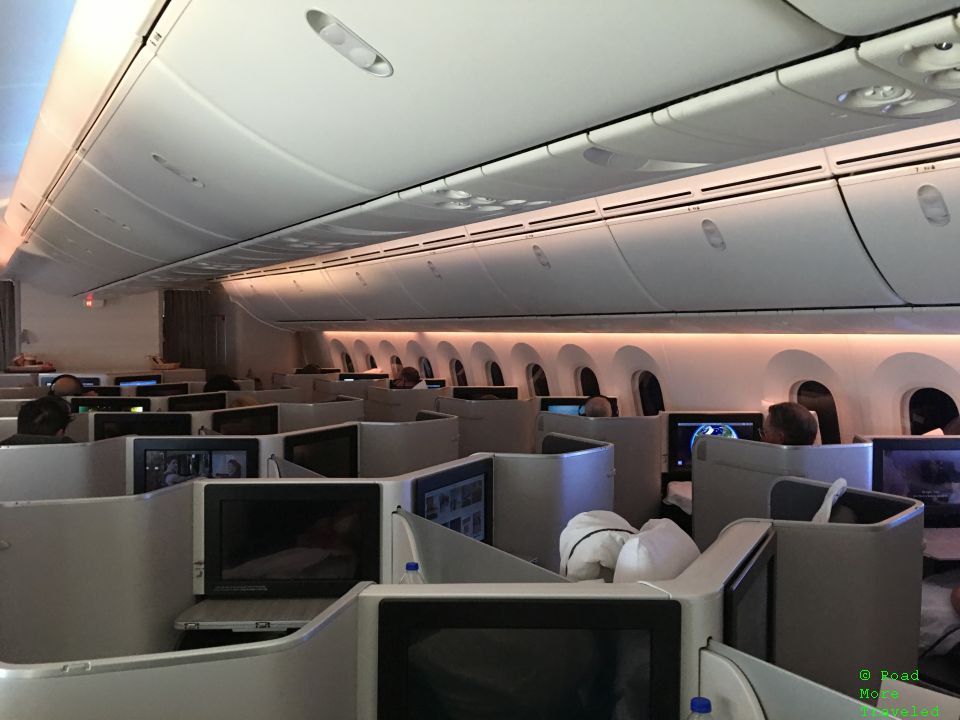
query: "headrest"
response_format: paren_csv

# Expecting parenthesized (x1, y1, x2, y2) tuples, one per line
(558, 510, 637, 581)
(613, 518, 700, 583)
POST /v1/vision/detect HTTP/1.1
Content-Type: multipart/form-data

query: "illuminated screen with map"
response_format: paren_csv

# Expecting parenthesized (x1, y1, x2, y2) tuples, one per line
(668, 413, 763, 470)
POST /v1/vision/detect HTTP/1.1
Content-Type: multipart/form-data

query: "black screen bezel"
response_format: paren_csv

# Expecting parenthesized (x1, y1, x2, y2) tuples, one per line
(113, 374, 162, 386)
(667, 412, 764, 469)
(723, 529, 777, 663)
(71, 397, 152, 413)
(871, 437, 960, 527)
(132, 437, 261, 494)
(89, 386, 122, 396)
(92, 412, 193, 441)
(452, 386, 519, 400)
(167, 392, 228, 412)
(413, 457, 494, 545)
(203, 482, 380, 597)
(134, 383, 190, 397)
(282, 425, 359, 478)
(339, 373, 389, 381)
(377, 597, 682, 720)
(211, 404, 279, 436)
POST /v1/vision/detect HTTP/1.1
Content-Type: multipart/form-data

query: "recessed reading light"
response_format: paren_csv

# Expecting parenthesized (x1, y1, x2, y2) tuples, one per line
(307, 10, 393, 77)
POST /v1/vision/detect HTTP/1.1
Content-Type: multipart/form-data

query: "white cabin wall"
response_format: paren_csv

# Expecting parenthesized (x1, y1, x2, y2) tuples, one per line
(211, 286, 300, 386)
(317, 330, 960, 441)
(19, 282, 161, 370)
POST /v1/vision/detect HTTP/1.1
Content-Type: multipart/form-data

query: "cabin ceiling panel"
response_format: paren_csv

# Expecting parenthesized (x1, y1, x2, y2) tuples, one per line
(264, 269, 364, 322)
(780, 48, 960, 123)
(663, 71, 902, 155)
(389, 246, 521, 318)
(859, 15, 960, 98)
(221, 278, 294, 322)
(473, 222, 664, 315)
(48, 159, 232, 262)
(840, 158, 960, 305)
(607, 181, 904, 311)
(11, 238, 116, 295)
(784, 0, 957, 36)
(81, 59, 373, 239)
(153, 0, 838, 193)
(325, 262, 430, 320)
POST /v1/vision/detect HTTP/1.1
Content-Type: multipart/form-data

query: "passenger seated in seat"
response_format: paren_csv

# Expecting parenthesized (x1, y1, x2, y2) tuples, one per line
(583, 395, 614, 418)
(0, 396, 73, 445)
(296, 363, 323, 374)
(203, 374, 240, 392)
(761, 402, 818, 446)
(395, 366, 427, 389)
(48, 374, 93, 398)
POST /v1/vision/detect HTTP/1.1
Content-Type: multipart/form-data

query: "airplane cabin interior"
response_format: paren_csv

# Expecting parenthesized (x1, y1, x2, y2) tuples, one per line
(4, 2, 960, 718)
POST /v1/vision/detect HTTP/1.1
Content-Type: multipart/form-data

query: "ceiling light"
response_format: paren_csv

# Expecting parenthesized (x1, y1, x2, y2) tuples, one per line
(307, 10, 393, 77)
(475, 205, 506, 212)
(437, 201, 472, 210)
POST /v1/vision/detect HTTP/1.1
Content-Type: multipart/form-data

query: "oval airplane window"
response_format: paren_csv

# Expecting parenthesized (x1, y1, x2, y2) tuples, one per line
(528, 363, 550, 396)
(635, 371, 665, 417)
(488, 361, 505, 386)
(367, 354, 378, 370)
(419, 357, 434, 379)
(796, 381, 841, 444)
(578, 367, 601, 396)
(451, 359, 468, 386)
(342, 352, 355, 373)
(908, 387, 959, 435)
(390, 355, 403, 378)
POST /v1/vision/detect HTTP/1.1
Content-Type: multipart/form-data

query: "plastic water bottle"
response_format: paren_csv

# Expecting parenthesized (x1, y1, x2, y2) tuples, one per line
(687, 696, 713, 719)
(399, 561, 425, 584)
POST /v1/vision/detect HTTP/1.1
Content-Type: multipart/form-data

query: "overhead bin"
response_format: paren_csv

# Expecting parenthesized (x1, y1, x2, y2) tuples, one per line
(266, 269, 364, 322)
(325, 261, 430, 319)
(825, 120, 960, 174)
(48, 160, 232, 262)
(9, 240, 112, 296)
(474, 221, 664, 315)
(152, 0, 837, 193)
(81, 59, 372, 239)
(840, 158, 960, 304)
(784, 0, 957, 36)
(221, 278, 294, 322)
(606, 180, 903, 311)
(32, 206, 159, 278)
(390, 245, 520, 317)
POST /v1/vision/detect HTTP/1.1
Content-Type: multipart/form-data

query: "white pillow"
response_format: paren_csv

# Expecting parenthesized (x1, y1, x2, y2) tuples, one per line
(613, 518, 700, 583)
(558, 511, 637, 581)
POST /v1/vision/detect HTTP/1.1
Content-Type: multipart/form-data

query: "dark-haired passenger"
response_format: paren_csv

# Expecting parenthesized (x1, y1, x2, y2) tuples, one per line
(395, 366, 427, 390)
(761, 402, 818, 446)
(0, 396, 73, 445)
(203, 374, 241, 393)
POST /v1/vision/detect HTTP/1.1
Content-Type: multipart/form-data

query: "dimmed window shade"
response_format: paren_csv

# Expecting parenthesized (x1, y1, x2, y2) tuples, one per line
(796, 380, 841, 444)
(908, 388, 958, 435)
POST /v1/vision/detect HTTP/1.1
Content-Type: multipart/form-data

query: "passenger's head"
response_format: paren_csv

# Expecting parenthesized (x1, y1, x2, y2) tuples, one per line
(762, 402, 818, 446)
(296, 363, 323, 375)
(394, 366, 422, 389)
(227, 459, 242, 477)
(48, 374, 85, 397)
(582, 395, 614, 418)
(203, 374, 240, 393)
(17, 396, 71, 436)
(229, 395, 259, 408)
(944, 416, 960, 435)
